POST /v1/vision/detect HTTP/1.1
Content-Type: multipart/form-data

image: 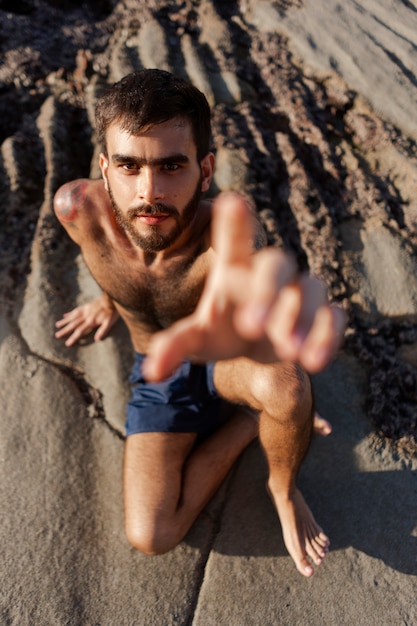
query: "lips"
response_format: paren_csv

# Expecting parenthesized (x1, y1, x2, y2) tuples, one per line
(137, 214, 170, 225)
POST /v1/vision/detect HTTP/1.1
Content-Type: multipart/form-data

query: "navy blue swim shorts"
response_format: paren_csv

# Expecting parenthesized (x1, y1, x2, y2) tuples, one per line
(125, 353, 223, 436)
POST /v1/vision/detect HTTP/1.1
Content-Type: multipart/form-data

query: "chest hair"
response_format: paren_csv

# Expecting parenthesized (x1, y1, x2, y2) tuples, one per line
(84, 242, 206, 331)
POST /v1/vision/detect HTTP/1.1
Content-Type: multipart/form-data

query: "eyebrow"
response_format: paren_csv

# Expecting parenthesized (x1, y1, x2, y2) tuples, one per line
(111, 153, 190, 166)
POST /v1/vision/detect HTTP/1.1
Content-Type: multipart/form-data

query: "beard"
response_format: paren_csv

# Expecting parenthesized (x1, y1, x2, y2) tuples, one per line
(108, 176, 202, 252)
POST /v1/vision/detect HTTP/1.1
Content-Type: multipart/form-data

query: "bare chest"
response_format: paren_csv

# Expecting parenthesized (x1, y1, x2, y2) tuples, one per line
(82, 238, 207, 333)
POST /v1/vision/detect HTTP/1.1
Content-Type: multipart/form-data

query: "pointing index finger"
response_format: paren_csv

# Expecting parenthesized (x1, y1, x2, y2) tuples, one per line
(212, 192, 254, 265)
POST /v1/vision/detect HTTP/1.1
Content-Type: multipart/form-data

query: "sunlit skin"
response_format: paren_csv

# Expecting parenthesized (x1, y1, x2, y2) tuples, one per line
(54, 116, 345, 577)
(99, 119, 213, 263)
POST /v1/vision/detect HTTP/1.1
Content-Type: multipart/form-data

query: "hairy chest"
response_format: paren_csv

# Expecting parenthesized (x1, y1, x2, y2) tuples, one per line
(82, 239, 207, 331)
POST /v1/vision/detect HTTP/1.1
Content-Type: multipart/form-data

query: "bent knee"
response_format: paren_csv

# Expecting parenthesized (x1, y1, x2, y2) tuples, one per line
(125, 520, 182, 556)
(251, 362, 312, 423)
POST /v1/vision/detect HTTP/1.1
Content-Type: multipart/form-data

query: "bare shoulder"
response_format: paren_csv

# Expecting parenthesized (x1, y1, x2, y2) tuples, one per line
(54, 178, 107, 225)
(53, 178, 109, 244)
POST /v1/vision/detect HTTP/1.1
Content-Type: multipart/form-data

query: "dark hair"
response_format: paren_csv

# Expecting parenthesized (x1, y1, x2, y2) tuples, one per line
(95, 69, 212, 161)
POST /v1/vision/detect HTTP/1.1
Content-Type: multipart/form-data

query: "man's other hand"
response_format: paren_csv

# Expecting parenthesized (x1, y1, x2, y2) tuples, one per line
(55, 294, 119, 346)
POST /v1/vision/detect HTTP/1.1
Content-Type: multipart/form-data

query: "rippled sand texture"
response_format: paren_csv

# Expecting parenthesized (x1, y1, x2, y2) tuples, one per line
(2, 0, 417, 450)
(0, 2, 417, 624)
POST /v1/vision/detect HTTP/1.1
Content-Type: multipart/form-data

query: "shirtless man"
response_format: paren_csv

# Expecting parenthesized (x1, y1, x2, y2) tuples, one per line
(54, 69, 345, 577)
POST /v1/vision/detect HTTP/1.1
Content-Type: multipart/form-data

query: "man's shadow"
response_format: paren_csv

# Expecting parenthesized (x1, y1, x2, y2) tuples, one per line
(192, 353, 417, 577)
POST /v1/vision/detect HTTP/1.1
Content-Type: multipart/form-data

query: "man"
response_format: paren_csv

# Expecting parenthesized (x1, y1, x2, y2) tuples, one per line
(54, 69, 345, 577)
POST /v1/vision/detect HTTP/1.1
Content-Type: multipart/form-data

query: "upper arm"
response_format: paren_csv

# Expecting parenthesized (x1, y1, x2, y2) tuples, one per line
(53, 179, 91, 244)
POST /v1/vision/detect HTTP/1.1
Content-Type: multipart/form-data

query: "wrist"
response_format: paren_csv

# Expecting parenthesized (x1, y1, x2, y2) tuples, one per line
(101, 292, 115, 308)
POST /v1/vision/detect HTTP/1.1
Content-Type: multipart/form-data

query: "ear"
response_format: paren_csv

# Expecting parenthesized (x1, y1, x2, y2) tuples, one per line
(99, 152, 110, 191)
(200, 152, 215, 193)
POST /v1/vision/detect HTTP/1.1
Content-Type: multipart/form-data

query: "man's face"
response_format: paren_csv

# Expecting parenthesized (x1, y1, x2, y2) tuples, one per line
(100, 118, 213, 253)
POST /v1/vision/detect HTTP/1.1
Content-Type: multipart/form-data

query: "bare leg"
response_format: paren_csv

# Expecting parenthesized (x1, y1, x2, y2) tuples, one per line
(260, 386, 329, 577)
(124, 408, 257, 555)
(214, 358, 329, 577)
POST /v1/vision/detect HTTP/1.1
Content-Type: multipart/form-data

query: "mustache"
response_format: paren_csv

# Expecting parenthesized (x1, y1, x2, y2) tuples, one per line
(127, 203, 179, 219)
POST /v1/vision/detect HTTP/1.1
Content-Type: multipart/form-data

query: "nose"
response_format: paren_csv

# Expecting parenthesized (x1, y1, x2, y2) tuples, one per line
(137, 168, 164, 204)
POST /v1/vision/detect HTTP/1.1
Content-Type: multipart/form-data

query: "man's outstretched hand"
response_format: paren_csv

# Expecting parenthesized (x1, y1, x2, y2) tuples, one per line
(143, 192, 346, 381)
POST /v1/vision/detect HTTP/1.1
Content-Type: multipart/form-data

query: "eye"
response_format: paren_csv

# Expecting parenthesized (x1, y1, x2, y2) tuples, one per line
(162, 163, 180, 172)
(121, 162, 139, 172)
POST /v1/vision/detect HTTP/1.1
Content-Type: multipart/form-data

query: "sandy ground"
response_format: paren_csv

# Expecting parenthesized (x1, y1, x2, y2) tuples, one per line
(1, 1, 416, 624)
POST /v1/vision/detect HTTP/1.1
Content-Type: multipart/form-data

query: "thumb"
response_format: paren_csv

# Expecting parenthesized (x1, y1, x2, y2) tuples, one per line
(142, 318, 206, 381)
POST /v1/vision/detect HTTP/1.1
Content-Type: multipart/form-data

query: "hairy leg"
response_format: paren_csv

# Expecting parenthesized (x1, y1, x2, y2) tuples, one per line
(124, 408, 258, 555)
(214, 358, 329, 577)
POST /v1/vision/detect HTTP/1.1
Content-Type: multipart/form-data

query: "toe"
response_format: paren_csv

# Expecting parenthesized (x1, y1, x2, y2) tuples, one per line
(311, 539, 326, 559)
(313, 534, 330, 554)
(313, 413, 332, 436)
(297, 557, 315, 577)
(306, 541, 323, 566)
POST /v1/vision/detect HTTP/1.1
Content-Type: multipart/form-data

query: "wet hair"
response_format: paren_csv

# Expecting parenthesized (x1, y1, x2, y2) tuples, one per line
(95, 69, 212, 161)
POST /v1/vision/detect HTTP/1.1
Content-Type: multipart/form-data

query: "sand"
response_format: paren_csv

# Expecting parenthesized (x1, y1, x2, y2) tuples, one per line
(1, 1, 416, 624)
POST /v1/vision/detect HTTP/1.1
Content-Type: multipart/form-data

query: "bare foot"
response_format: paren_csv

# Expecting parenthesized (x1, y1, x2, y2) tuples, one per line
(313, 412, 332, 437)
(267, 483, 330, 577)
